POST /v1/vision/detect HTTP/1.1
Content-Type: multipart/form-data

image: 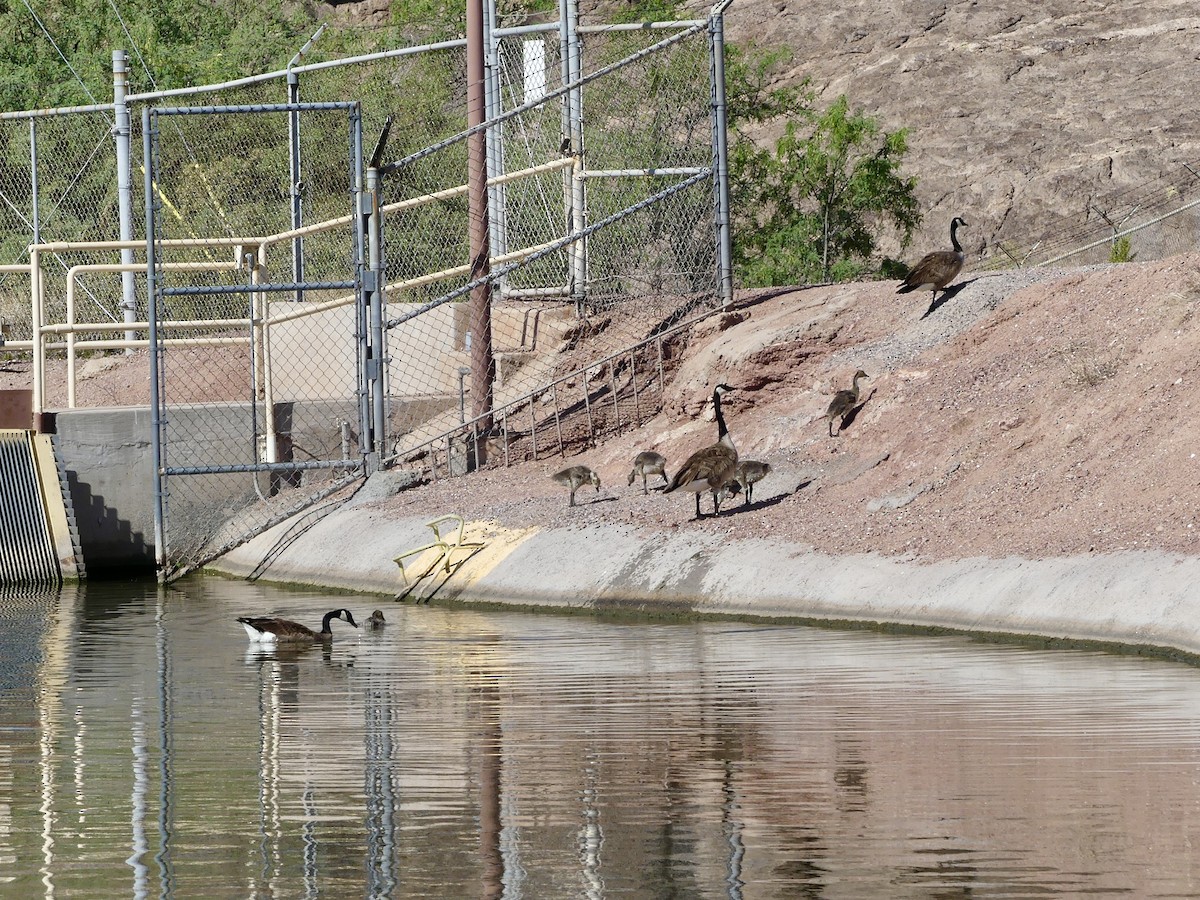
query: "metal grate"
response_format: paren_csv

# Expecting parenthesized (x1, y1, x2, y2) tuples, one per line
(0, 430, 61, 586)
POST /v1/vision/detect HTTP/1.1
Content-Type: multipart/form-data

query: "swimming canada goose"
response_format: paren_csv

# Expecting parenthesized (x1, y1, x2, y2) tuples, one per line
(824, 370, 869, 437)
(663, 383, 738, 518)
(627, 450, 669, 495)
(367, 610, 386, 629)
(732, 459, 771, 506)
(238, 608, 359, 645)
(897, 216, 968, 307)
(552, 465, 601, 507)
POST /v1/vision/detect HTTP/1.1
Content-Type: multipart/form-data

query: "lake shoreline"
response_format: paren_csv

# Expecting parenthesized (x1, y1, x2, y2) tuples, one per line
(209, 490, 1200, 665)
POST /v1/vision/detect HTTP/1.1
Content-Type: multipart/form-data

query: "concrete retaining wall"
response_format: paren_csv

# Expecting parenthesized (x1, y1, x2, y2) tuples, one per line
(208, 473, 1200, 662)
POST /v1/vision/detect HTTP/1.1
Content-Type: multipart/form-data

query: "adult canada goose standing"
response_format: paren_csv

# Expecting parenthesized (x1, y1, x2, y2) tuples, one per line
(238, 608, 359, 645)
(897, 216, 968, 308)
(627, 450, 669, 494)
(824, 370, 869, 437)
(663, 383, 738, 518)
(552, 465, 601, 507)
(732, 459, 771, 506)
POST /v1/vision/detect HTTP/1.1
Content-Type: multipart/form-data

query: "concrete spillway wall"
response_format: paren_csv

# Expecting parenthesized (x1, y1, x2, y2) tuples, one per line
(207, 472, 1200, 665)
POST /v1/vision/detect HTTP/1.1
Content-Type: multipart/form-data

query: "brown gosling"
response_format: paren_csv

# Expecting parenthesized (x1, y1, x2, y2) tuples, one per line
(367, 610, 386, 629)
(552, 465, 601, 507)
(732, 459, 771, 506)
(663, 383, 737, 519)
(896, 216, 967, 308)
(628, 450, 669, 495)
(238, 608, 359, 645)
(824, 370, 869, 437)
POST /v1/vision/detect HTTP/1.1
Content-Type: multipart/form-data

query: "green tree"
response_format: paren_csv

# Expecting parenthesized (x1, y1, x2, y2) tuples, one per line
(729, 67, 922, 287)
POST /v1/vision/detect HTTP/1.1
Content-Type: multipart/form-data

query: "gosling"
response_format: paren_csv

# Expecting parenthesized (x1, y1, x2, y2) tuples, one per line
(824, 370, 869, 437)
(552, 465, 601, 507)
(627, 451, 669, 495)
(731, 460, 771, 506)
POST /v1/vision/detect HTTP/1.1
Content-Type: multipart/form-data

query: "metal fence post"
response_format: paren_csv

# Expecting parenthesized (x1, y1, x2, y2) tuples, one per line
(113, 50, 139, 347)
(468, 0, 496, 450)
(365, 164, 386, 470)
(483, 0, 509, 285)
(287, 70, 305, 302)
(565, 0, 587, 315)
(709, 1, 734, 307)
(142, 106, 167, 572)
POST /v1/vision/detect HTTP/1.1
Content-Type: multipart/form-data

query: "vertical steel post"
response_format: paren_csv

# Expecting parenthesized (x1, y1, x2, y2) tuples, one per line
(709, 5, 734, 307)
(566, 0, 587, 314)
(142, 106, 167, 572)
(352, 110, 372, 460)
(113, 50, 139, 347)
(287, 71, 305, 302)
(482, 0, 509, 286)
(365, 165, 387, 467)
(285, 25, 325, 305)
(29, 117, 43, 416)
(468, 0, 495, 450)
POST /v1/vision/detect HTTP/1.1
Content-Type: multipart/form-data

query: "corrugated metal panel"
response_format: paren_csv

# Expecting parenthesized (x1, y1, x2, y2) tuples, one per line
(0, 430, 61, 585)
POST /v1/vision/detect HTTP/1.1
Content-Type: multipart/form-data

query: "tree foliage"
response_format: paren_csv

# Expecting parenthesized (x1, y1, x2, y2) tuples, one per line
(727, 50, 922, 287)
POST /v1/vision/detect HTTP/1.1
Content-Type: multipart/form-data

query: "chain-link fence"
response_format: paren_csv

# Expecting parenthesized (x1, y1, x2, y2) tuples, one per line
(981, 162, 1200, 271)
(0, 4, 732, 576)
(381, 20, 725, 480)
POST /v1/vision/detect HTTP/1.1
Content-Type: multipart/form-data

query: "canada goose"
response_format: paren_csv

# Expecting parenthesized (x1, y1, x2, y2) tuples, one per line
(367, 610, 386, 629)
(552, 465, 601, 507)
(627, 451, 669, 495)
(897, 216, 968, 307)
(238, 608, 359, 645)
(732, 460, 771, 506)
(663, 383, 738, 518)
(824, 370, 869, 437)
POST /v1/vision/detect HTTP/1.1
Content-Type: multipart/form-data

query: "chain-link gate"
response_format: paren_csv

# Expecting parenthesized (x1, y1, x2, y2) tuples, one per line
(143, 102, 369, 576)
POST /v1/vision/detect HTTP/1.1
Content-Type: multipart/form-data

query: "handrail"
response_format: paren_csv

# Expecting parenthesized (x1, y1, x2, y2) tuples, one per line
(386, 294, 724, 469)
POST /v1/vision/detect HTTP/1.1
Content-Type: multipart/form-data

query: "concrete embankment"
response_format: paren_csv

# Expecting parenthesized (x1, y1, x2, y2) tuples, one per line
(210, 485, 1200, 663)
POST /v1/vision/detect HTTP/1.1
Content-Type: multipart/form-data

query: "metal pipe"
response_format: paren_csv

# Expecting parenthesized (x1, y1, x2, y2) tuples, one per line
(365, 158, 387, 466)
(566, 0, 587, 314)
(142, 106, 167, 571)
(287, 71, 305, 302)
(709, 7, 734, 306)
(528, 396, 537, 459)
(30, 251, 43, 414)
(580, 167, 708, 177)
(113, 51, 139, 350)
(629, 349, 641, 422)
(255, 246, 278, 466)
(552, 384, 564, 456)
(61, 260, 241, 406)
(610, 365, 620, 430)
(482, 0, 509, 281)
(468, 0, 496, 448)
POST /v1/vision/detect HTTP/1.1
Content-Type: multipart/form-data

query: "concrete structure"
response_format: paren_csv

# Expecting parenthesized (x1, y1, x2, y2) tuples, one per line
(210, 472, 1200, 664)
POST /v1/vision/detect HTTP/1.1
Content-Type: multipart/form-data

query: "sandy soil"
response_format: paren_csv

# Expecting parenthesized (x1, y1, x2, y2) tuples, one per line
(8, 253, 1200, 566)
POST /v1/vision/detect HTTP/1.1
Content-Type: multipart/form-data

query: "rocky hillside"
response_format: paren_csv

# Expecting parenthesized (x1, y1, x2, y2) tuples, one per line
(367, 251, 1200, 563)
(686, 0, 1200, 261)
(327, 0, 1200, 265)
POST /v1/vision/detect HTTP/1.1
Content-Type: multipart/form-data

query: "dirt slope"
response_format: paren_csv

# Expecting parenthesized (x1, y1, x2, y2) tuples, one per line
(373, 254, 1200, 563)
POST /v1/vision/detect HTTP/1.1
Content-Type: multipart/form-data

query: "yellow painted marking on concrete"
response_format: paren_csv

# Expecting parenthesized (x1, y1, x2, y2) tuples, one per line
(439, 520, 539, 591)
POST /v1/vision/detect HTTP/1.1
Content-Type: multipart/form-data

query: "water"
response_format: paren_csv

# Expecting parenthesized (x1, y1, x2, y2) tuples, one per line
(3, 577, 1200, 898)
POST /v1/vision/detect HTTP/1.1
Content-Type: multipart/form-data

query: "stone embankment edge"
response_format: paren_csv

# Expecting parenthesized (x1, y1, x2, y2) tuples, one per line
(207, 497, 1200, 663)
